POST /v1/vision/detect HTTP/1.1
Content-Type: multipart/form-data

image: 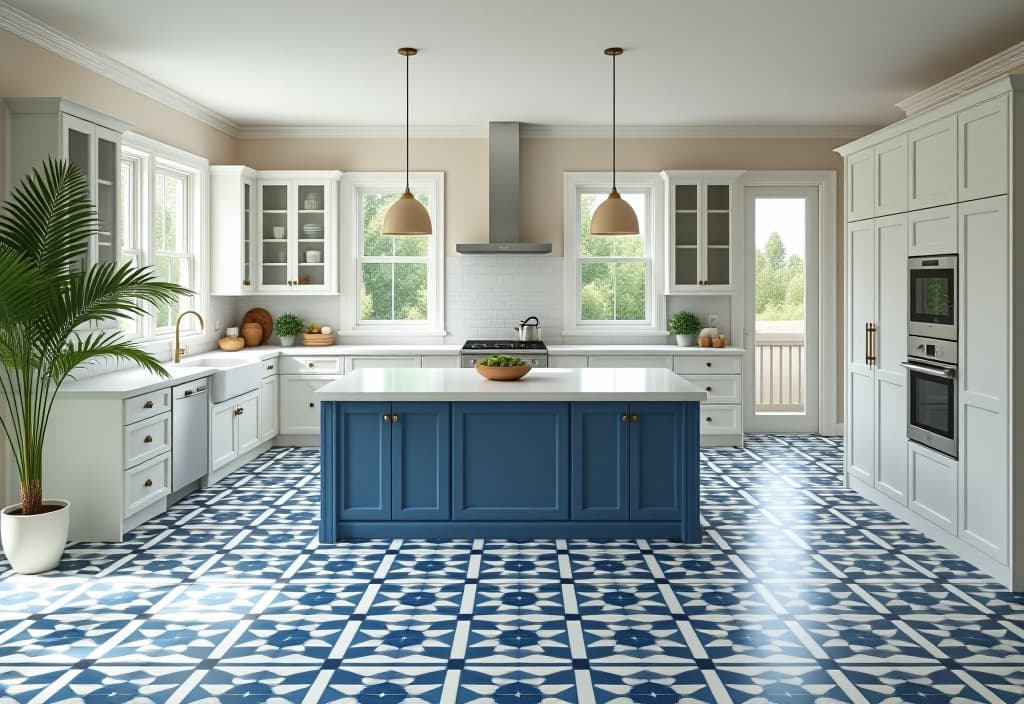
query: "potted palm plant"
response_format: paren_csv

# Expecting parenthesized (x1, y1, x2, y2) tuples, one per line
(0, 159, 188, 574)
(669, 311, 702, 347)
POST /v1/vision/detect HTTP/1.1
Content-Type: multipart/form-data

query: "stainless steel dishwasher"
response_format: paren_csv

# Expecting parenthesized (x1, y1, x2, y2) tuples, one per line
(172, 380, 209, 496)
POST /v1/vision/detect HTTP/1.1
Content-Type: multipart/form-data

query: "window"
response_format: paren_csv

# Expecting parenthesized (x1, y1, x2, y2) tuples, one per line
(341, 173, 445, 335)
(119, 135, 206, 339)
(563, 173, 664, 335)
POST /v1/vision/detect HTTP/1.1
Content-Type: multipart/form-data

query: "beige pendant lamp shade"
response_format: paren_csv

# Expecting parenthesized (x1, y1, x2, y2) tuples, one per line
(590, 47, 638, 236)
(383, 47, 432, 235)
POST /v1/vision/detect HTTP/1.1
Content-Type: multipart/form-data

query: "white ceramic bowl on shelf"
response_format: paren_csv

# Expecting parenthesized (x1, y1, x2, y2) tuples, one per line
(271, 226, 286, 239)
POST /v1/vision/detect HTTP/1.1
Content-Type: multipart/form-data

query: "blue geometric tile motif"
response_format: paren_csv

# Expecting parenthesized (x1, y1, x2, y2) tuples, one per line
(1, 435, 1022, 702)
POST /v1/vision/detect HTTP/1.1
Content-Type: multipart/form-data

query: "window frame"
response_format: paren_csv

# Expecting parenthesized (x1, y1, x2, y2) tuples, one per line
(562, 172, 665, 336)
(340, 172, 446, 337)
(119, 134, 208, 341)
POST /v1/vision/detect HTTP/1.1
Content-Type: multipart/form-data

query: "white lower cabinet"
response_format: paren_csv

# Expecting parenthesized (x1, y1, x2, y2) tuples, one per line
(348, 356, 419, 371)
(123, 454, 171, 518)
(672, 354, 744, 447)
(421, 355, 460, 368)
(549, 355, 588, 368)
(260, 373, 279, 443)
(280, 374, 342, 435)
(909, 443, 958, 532)
(587, 355, 673, 369)
(211, 390, 260, 471)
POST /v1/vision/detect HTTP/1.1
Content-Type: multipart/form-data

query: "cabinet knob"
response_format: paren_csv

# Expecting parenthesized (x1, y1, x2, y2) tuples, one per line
(266, 364, 274, 370)
(384, 414, 391, 423)
(144, 478, 153, 488)
(705, 416, 712, 423)
(308, 362, 315, 368)
(621, 415, 629, 423)
(234, 407, 244, 416)
(705, 362, 712, 368)
(309, 402, 315, 408)
(705, 386, 712, 392)
(630, 414, 638, 423)
(143, 435, 153, 443)
(143, 400, 154, 409)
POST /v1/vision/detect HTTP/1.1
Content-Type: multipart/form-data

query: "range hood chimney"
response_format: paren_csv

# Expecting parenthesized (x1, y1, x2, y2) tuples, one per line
(455, 122, 552, 254)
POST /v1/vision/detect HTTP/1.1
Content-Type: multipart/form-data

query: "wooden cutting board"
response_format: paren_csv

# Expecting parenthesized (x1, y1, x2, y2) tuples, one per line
(241, 308, 273, 344)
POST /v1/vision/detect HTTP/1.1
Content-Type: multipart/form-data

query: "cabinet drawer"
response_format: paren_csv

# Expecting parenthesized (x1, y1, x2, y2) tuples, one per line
(587, 355, 672, 369)
(349, 356, 419, 371)
(124, 413, 172, 468)
(685, 374, 741, 404)
(123, 387, 172, 425)
(674, 355, 741, 375)
(261, 358, 279, 378)
(550, 355, 588, 368)
(909, 443, 958, 533)
(699, 405, 741, 435)
(279, 356, 343, 375)
(123, 453, 170, 517)
(420, 355, 460, 368)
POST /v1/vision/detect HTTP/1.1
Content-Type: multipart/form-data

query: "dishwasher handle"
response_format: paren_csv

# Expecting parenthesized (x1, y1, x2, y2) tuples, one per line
(179, 386, 208, 398)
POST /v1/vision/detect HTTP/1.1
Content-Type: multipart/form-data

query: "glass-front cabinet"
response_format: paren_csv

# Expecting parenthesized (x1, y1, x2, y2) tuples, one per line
(211, 169, 340, 295)
(663, 172, 740, 292)
(6, 98, 131, 275)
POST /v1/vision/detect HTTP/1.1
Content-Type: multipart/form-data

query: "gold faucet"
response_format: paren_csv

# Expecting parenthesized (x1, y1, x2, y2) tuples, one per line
(174, 310, 205, 363)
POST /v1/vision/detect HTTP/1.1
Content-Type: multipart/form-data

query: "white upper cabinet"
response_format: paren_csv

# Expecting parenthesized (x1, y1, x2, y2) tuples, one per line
(873, 135, 908, 216)
(664, 172, 739, 292)
(958, 95, 1009, 202)
(211, 168, 341, 295)
(845, 147, 875, 222)
(210, 166, 257, 295)
(908, 114, 958, 210)
(908, 204, 957, 256)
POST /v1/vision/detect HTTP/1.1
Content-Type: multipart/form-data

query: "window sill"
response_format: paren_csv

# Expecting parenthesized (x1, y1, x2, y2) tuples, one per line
(561, 329, 669, 338)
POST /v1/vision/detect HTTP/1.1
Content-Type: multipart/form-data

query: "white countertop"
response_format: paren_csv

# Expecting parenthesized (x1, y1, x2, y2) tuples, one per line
(547, 345, 744, 355)
(316, 367, 708, 402)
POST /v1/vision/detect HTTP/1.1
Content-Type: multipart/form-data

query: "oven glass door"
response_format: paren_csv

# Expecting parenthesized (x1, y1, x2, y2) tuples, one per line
(909, 267, 955, 326)
(908, 369, 955, 440)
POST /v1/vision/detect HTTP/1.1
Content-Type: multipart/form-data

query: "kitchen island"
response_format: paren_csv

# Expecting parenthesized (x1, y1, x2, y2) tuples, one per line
(316, 367, 707, 542)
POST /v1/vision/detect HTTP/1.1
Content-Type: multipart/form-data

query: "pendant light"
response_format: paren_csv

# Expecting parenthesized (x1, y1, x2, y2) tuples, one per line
(590, 47, 639, 236)
(383, 47, 432, 235)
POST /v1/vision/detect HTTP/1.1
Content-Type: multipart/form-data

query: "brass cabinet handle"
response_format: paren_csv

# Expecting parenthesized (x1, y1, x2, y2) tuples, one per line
(865, 322, 877, 366)
(143, 435, 153, 443)
(630, 414, 638, 423)
(144, 478, 153, 488)
(384, 414, 391, 423)
(621, 415, 629, 423)
(143, 400, 154, 409)
(392, 414, 399, 423)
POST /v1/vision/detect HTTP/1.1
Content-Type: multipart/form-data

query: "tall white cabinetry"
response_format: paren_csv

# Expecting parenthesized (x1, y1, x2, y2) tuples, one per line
(837, 74, 1023, 589)
(6, 98, 131, 275)
(211, 168, 341, 295)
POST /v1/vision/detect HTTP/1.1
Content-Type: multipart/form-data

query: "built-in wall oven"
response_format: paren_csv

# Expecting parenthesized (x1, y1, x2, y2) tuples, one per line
(908, 255, 957, 341)
(901, 336, 957, 458)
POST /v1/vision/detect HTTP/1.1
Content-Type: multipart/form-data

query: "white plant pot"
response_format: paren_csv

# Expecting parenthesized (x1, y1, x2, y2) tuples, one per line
(279, 335, 296, 347)
(675, 334, 697, 347)
(1, 500, 70, 574)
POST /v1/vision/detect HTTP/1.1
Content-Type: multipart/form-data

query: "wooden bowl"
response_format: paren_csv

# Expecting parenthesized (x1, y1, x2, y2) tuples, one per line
(475, 363, 532, 381)
(218, 336, 244, 352)
(302, 332, 335, 346)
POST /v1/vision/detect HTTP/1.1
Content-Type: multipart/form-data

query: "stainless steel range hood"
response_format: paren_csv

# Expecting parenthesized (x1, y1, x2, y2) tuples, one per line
(455, 122, 552, 254)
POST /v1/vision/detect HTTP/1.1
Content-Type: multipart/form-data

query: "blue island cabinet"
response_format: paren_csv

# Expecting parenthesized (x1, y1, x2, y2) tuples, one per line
(320, 399, 701, 542)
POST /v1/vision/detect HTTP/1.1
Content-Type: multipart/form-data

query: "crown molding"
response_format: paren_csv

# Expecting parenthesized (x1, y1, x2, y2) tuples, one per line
(0, 1, 239, 136)
(236, 123, 873, 140)
(896, 40, 1024, 116)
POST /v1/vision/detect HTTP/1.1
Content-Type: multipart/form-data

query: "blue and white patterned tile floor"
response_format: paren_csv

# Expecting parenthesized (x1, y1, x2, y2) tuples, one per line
(1, 435, 1023, 703)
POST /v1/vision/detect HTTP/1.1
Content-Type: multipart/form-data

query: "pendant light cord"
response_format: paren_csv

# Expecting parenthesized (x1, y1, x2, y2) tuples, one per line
(611, 51, 616, 191)
(405, 51, 410, 192)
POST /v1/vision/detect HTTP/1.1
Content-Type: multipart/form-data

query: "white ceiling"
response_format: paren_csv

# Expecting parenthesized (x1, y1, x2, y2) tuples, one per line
(7, 0, 1024, 130)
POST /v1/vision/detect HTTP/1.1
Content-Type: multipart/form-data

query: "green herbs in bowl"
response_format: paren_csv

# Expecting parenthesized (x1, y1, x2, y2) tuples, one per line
(475, 355, 532, 381)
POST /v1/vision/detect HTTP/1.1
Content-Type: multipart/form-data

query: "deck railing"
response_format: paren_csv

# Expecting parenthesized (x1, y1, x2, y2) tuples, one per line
(755, 330, 805, 413)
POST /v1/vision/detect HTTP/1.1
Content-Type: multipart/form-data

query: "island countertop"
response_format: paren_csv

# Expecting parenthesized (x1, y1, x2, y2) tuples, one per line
(315, 367, 708, 402)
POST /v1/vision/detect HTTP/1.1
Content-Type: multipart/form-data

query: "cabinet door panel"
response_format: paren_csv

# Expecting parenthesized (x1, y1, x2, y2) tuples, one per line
(876, 376, 907, 504)
(392, 403, 450, 520)
(259, 375, 278, 442)
(571, 403, 629, 520)
(874, 135, 908, 216)
(338, 403, 391, 520)
(452, 403, 569, 520)
(236, 391, 261, 455)
(908, 205, 957, 256)
(909, 115, 957, 210)
(280, 375, 340, 434)
(210, 401, 238, 470)
(909, 444, 957, 532)
(958, 95, 1008, 202)
(875, 215, 907, 374)
(846, 148, 875, 221)
(846, 220, 876, 485)
(629, 402, 682, 520)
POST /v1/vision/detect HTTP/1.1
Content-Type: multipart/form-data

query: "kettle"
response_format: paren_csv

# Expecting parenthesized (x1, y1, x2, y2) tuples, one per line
(515, 316, 541, 342)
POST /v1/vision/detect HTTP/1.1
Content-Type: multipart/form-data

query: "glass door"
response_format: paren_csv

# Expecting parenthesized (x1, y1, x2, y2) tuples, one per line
(94, 129, 119, 267)
(242, 181, 253, 289)
(296, 183, 326, 288)
(259, 183, 290, 288)
(63, 116, 93, 274)
(704, 184, 731, 285)
(744, 187, 820, 432)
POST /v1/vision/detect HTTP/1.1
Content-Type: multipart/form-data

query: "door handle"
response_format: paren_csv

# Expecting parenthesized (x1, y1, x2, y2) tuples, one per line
(865, 322, 877, 366)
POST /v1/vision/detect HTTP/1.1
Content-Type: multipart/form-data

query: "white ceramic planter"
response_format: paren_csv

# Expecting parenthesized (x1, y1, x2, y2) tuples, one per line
(675, 334, 697, 347)
(1, 500, 70, 574)
(279, 335, 296, 347)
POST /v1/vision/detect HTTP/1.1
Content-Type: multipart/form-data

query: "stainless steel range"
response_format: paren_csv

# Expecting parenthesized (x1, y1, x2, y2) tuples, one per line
(460, 339, 548, 368)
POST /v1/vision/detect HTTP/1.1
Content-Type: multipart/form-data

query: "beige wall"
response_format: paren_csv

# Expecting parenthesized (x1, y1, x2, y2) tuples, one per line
(0, 28, 235, 196)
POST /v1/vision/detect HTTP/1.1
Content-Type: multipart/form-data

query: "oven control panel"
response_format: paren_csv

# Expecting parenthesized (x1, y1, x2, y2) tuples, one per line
(907, 335, 957, 364)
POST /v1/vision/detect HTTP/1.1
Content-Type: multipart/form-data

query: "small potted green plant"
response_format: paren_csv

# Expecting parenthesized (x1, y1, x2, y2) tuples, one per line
(274, 313, 304, 347)
(669, 311, 702, 346)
